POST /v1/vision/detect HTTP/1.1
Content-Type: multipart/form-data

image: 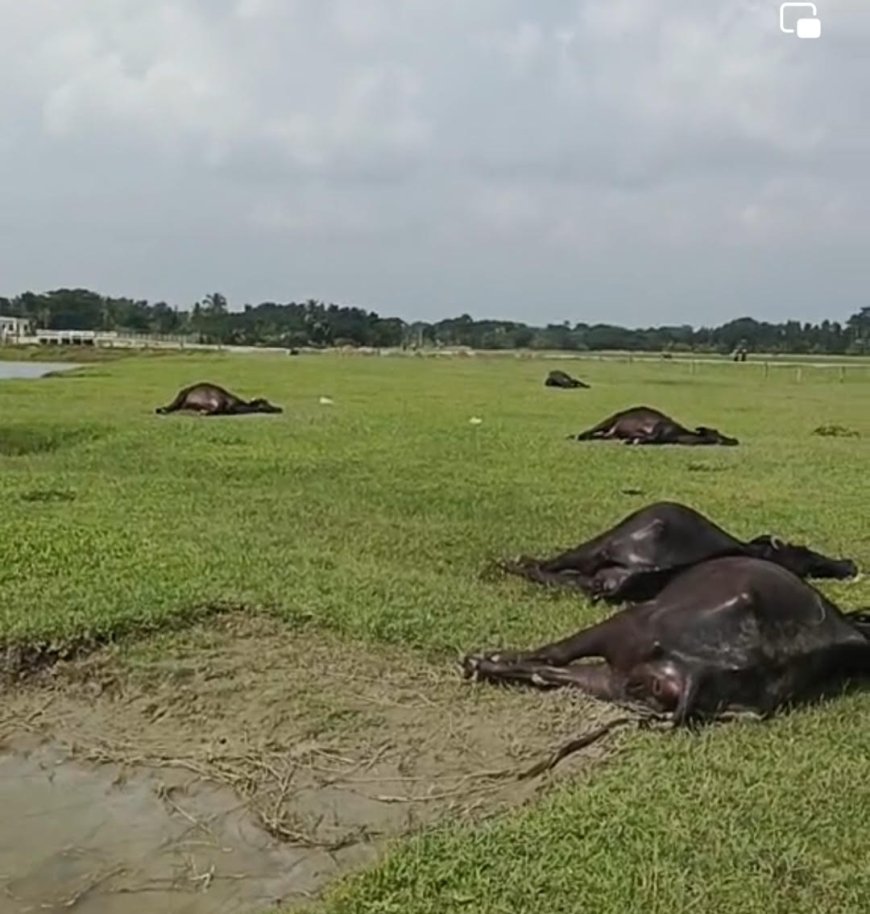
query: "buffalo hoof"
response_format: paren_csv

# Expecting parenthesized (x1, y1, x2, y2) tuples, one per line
(511, 554, 537, 569)
(496, 556, 538, 578)
(461, 654, 486, 680)
(588, 577, 617, 602)
(479, 559, 510, 581)
(461, 651, 518, 680)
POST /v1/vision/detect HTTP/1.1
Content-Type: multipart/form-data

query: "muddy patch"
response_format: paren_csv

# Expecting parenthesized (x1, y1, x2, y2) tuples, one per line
(17, 487, 77, 503)
(812, 424, 860, 438)
(0, 424, 108, 457)
(42, 369, 113, 379)
(0, 741, 309, 912)
(687, 462, 732, 474)
(0, 615, 627, 912)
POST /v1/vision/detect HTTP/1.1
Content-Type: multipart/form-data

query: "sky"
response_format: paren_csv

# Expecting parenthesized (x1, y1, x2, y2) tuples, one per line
(0, 0, 868, 327)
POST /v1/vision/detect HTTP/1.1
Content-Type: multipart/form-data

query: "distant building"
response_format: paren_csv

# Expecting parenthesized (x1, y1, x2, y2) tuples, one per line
(0, 315, 33, 344)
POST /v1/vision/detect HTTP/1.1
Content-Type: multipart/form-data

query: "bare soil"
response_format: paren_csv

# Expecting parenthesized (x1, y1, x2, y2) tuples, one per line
(0, 613, 629, 912)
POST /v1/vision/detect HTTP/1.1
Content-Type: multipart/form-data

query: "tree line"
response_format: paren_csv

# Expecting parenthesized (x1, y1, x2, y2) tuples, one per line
(2, 288, 869, 355)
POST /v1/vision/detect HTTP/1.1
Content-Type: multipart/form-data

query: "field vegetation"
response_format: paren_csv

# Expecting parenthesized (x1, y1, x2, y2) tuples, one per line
(1, 352, 869, 913)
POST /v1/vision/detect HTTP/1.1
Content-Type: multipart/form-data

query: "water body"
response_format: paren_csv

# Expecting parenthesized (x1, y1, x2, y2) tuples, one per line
(0, 742, 319, 913)
(0, 361, 79, 380)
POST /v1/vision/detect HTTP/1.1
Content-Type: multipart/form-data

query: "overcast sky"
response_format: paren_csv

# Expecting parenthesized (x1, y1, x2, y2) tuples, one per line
(0, 1, 868, 327)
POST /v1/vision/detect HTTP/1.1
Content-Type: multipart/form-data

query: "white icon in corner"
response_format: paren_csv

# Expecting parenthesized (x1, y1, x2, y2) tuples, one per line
(780, 2, 821, 38)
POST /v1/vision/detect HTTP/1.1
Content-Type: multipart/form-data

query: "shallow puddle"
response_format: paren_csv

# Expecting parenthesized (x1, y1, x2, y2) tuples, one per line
(0, 740, 381, 912)
(0, 615, 627, 912)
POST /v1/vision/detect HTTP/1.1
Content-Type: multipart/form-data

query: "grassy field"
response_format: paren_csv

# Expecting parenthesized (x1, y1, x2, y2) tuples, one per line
(2, 352, 869, 913)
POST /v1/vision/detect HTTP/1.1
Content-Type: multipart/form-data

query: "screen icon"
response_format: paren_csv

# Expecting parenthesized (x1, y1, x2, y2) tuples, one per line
(780, 2, 821, 38)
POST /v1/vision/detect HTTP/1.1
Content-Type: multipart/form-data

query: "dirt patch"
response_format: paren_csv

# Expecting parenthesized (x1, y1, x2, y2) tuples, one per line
(0, 614, 629, 912)
(812, 424, 860, 438)
(42, 368, 113, 378)
(17, 487, 77, 503)
(1, 603, 235, 681)
(687, 462, 732, 473)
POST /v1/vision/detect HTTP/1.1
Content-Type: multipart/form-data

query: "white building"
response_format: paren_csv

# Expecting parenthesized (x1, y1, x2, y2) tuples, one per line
(0, 315, 33, 343)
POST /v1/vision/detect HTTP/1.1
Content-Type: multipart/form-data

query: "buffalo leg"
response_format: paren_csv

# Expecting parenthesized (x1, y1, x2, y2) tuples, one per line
(537, 545, 603, 575)
(671, 435, 708, 446)
(155, 393, 186, 415)
(629, 427, 672, 445)
(513, 528, 616, 579)
(574, 428, 611, 441)
(463, 616, 617, 669)
(464, 655, 619, 702)
(571, 414, 617, 440)
(501, 562, 594, 591)
(505, 560, 640, 603)
(588, 566, 637, 601)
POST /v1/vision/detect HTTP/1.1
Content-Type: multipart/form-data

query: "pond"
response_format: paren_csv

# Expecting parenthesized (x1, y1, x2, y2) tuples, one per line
(0, 740, 306, 913)
(0, 361, 79, 380)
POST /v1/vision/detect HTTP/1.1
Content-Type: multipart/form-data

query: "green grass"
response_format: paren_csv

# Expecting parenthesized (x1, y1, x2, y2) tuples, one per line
(2, 353, 869, 913)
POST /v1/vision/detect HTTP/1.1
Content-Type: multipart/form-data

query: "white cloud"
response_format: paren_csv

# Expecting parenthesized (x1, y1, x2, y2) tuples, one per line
(0, 0, 868, 324)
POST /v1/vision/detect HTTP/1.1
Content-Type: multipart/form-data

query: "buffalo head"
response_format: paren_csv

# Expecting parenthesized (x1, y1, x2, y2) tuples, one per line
(693, 426, 739, 446)
(747, 534, 858, 580)
(248, 397, 283, 414)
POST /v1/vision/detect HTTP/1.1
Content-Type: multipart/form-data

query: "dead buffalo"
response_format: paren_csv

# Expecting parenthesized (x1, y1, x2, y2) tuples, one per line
(499, 501, 858, 603)
(464, 556, 870, 726)
(155, 382, 283, 416)
(570, 405, 738, 446)
(545, 369, 589, 389)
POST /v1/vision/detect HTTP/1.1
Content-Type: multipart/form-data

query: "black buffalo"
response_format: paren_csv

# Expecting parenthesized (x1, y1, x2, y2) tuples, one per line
(545, 369, 589, 389)
(464, 556, 870, 726)
(570, 405, 738, 446)
(499, 501, 858, 603)
(155, 382, 283, 416)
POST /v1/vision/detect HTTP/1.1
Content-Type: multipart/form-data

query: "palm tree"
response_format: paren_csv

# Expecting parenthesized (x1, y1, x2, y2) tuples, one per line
(202, 292, 228, 315)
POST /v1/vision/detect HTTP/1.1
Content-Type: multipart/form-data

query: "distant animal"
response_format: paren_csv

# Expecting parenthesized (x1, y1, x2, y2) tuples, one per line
(570, 405, 738, 446)
(545, 369, 589, 389)
(155, 382, 283, 416)
(464, 556, 870, 726)
(499, 501, 858, 604)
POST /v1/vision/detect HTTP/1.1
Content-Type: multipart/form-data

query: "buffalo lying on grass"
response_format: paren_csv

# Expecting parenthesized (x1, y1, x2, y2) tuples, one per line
(570, 405, 738, 446)
(498, 501, 858, 604)
(465, 556, 870, 726)
(155, 382, 283, 416)
(545, 369, 589, 389)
